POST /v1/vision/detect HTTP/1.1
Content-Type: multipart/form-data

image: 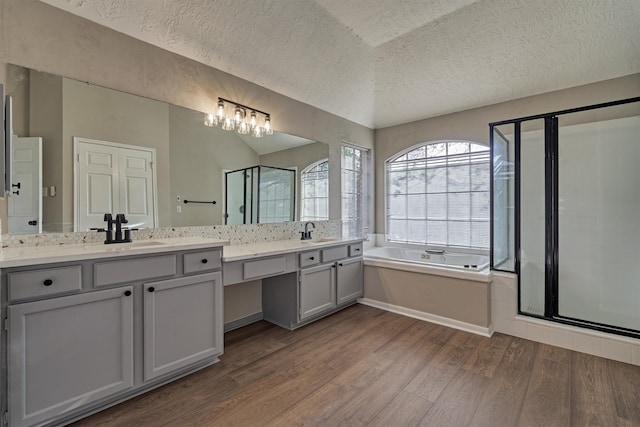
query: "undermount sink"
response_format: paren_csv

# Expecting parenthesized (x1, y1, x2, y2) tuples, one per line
(121, 240, 166, 247)
(302, 237, 339, 244)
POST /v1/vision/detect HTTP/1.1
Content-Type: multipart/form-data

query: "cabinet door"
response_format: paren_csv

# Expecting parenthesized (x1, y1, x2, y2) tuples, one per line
(143, 272, 223, 381)
(336, 257, 364, 305)
(299, 263, 336, 321)
(8, 287, 134, 427)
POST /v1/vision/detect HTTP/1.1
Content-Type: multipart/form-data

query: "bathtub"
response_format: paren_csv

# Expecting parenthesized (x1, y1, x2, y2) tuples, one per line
(362, 245, 492, 336)
(365, 246, 490, 271)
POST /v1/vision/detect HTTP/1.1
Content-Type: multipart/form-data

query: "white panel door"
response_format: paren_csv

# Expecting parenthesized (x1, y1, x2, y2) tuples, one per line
(76, 141, 118, 231)
(8, 137, 42, 234)
(118, 148, 155, 229)
(75, 138, 156, 231)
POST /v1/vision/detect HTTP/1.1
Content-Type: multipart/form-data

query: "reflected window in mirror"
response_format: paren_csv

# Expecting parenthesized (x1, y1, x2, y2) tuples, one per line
(300, 159, 329, 221)
(342, 144, 370, 238)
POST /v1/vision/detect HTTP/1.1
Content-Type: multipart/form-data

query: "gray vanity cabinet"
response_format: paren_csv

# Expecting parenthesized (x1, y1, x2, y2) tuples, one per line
(336, 257, 364, 305)
(2, 245, 224, 427)
(299, 263, 336, 320)
(143, 272, 223, 381)
(7, 287, 134, 427)
(262, 242, 364, 330)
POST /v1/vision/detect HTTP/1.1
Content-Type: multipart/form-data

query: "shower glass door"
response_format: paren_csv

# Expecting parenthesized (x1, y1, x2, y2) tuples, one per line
(225, 169, 249, 224)
(557, 107, 640, 331)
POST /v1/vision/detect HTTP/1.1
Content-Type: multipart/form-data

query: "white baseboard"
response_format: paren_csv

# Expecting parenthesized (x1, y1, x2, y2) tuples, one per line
(358, 298, 494, 337)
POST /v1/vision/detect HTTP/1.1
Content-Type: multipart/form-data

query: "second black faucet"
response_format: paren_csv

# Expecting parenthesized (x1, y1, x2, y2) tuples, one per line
(94, 213, 133, 244)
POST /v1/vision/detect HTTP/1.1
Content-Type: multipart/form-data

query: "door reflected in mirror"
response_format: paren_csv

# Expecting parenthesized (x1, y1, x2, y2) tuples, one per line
(5, 64, 329, 234)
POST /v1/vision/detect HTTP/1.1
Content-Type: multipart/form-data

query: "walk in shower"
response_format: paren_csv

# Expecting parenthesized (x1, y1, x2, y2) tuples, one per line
(491, 97, 640, 337)
(225, 165, 295, 224)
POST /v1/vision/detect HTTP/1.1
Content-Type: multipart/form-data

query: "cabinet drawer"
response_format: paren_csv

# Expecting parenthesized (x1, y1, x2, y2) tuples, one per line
(349, 243, 363, 257)
(8, 265, 82, 302)
(94, 255, 177, 287)
(321, 245, 348, 263)
(184, 249, 222, 274)
(243, 256, 286, 280)
(299, 250, 320, 268)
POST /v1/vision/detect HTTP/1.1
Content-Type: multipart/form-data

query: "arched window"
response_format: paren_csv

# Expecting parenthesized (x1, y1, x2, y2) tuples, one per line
(300, 159, 329, 221)
(386, 141, 490, 248)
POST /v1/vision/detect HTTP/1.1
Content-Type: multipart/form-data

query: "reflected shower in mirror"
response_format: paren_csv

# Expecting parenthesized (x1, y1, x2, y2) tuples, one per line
(5, 64, 328, 234)
(225, 165, 296, 224)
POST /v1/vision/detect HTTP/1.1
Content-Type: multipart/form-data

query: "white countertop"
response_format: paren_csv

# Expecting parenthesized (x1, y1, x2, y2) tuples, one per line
(0, 237, 229, 268)
(222, 237, 364, 262)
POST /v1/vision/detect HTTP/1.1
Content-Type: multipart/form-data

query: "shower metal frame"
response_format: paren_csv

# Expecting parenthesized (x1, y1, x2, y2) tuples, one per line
(489, 96, 640, 339)
(224, 165, 296, 225)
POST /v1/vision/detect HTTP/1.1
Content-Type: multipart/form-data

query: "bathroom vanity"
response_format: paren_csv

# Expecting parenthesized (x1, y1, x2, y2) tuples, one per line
(0, 235, 363, 427)
(223, 239, 364, 330)
(0, 238, 226, 427)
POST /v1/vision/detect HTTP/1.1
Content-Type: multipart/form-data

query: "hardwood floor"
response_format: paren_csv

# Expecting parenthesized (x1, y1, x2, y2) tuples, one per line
(72, 304, 640, 427)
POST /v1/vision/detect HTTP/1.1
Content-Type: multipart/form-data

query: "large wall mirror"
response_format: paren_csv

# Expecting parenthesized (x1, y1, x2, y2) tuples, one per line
(5, 64, 329, 234)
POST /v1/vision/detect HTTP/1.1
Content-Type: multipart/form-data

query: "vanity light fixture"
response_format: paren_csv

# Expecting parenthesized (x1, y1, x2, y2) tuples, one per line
(204, 98, 273, 138)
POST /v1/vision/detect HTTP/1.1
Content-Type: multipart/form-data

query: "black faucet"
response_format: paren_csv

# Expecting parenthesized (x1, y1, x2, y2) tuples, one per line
(91, 213, 134, 244)
(300, 221, 316, 240)
(93, 213, 114, 244)
(114, 213, 132, 243)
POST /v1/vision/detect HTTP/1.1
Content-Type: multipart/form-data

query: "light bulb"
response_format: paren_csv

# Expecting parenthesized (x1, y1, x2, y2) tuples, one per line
(264, 116, 273, 135)
(222, 116, 235, 131)
(234, 106, 243, 124)
(250, 111, 257, 129)
(237, 120, 249, 134)
(204, 113, 215, 127)
(217, 100, 225, 119)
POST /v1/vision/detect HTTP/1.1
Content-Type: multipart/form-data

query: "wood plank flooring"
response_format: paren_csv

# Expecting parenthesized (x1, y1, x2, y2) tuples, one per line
(72, 304, 640, 427)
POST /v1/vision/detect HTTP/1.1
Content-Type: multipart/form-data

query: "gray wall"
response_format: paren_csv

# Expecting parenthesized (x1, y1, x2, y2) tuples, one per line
(62, 78, 172, 230)
(374, 74, 640, 233)
(0, 0, 373, 323)
(168, 104, 260, 227)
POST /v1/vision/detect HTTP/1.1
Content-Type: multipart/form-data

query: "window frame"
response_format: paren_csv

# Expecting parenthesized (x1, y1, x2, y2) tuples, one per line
(300, 158, 329, 222)
(341, 143, 370, 238)
(384, 140, 490, 251)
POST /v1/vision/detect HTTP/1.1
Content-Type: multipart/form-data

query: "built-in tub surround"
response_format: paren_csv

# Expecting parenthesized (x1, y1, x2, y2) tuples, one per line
(362, 245, 492, 336)
(366, 246, 489, 272)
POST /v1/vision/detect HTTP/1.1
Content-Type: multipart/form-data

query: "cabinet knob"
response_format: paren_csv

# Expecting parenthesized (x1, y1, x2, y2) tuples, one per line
(148, 287, 155, 293)
(338, 263, 343, 266)
(201, 258, 208, 264)
(355, 248, 360, 252)
(124, 290, 132, 296)
(310, 256, 315, 261)
(43, 279, 53, 287)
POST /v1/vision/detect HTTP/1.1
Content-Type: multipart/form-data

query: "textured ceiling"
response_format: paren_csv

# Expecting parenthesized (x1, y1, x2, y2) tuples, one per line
(39, 0, 640, 129)
(313, 0, 481, 47)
